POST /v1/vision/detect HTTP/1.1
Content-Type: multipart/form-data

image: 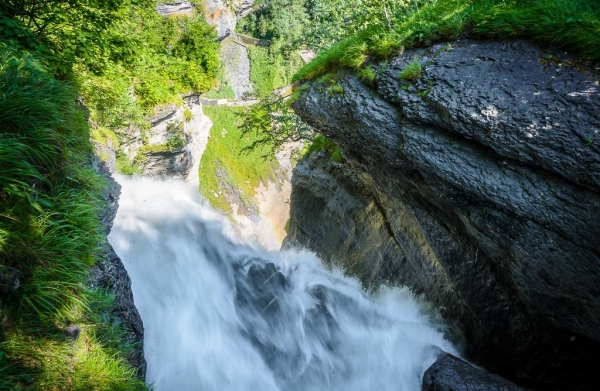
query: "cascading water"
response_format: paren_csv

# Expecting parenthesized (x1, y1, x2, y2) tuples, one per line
(109, 176, 456, 391)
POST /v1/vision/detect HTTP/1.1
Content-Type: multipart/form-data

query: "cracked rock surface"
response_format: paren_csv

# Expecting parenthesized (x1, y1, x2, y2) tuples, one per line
(287, 40, 600, 390)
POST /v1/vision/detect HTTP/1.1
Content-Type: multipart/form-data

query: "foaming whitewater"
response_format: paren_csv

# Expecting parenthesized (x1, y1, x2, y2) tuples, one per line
(109, 176, 456, 391)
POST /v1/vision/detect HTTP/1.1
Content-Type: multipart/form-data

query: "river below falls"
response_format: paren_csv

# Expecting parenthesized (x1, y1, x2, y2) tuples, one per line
(109, 175, 456, 391)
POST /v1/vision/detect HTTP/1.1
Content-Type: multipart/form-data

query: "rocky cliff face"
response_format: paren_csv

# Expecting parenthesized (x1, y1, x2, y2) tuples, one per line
(202, 0, 255, 39)
(287, 40, 600, 389)
(156, 1, 194, 17)
(115, 97, 206, 177)
(89, 157, 146, 376)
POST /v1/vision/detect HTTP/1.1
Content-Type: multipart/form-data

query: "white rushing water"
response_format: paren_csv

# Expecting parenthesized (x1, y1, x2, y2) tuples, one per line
(109, 176, 456, 391)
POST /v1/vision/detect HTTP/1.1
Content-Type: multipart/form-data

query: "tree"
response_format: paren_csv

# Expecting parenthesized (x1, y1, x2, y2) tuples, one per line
(171, 16, 220, 88)
(240, 93, 313, 156)
(0, 0, 154, 74)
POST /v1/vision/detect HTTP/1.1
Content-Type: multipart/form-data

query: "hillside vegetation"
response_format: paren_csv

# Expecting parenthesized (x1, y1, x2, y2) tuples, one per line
(292, 0, 600, 81)
(199, 106, 277, 216)
(0, 1, 220, 389)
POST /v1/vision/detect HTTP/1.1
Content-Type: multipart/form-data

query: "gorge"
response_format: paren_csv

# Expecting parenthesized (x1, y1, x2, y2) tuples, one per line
(1, 1, 599, 390)
(109, 175, 456, 390)
(105, 37, 600, 391)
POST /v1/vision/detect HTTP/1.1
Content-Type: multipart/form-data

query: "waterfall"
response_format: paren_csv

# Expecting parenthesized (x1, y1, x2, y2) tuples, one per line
(109, 176, 455, 390)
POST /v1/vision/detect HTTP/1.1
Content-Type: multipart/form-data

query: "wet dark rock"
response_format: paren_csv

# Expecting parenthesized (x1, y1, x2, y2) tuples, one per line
(64, 322, 81, 341)
(423, 354, 526, 391)
(236, 262, 288, 316)
(89, 158, 146, 377)
(289, 40, 600, 389)
(141, 148, 193, 177)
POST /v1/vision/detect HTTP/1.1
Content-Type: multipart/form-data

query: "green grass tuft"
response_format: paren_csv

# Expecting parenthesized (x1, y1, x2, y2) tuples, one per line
(307, 134, 345, 163)
(398, 60, 423, 80)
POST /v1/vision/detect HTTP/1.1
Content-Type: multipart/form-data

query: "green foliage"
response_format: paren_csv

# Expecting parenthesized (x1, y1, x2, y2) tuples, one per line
(0, 46, 145, 390)
(249, 46, 277, 97)
(248, 46, 302, 97)
(199, 107, 277, 215)
(240, 93, 313, 156)
(91, 127, 120, 148)
(294, 0, 600, 82)
(237, 0, 309, 52)
(358, 66, 378, 82)
(171, 17, 220, 91)
(239, 0, 407, 53)
(398, 60, 423, 80)
(139, 122, 186, 154)
(0, 0, 156, 74)
(204, 60, 234, 99)
(116, 152, 140, 176)
(204, 85, 236, 99)
(1, 287, 145, 390)
(307, 134, 345, 163)
(74, 9, 220, 134)
(184, 107, 193, 122)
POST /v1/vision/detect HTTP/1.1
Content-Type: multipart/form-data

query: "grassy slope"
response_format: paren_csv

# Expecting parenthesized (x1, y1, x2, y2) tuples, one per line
(0, 48, 145, 390)
(199, 106, 277, 216)
(294, 0, 600, 82)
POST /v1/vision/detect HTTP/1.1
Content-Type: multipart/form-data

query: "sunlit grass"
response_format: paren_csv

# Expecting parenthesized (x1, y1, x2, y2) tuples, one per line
(294, 0, 600, 82)
(0, 45, 146, 390)
(198, 106, 278, 216)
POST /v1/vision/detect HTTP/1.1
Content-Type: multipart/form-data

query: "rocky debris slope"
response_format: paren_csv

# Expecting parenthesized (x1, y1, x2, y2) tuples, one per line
(288, 40, 600, 389)
(220, 38, 252, 99)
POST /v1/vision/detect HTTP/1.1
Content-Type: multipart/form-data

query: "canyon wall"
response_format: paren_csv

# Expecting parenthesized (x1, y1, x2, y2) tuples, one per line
(286, 40, 600, 390)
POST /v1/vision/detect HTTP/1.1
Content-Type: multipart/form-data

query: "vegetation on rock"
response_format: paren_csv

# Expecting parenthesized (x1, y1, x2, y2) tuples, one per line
(241, 94, 313, 155)
(0, 0, 222, 388)
(0, 45, 145, 391)
(294, 0, 600, 82)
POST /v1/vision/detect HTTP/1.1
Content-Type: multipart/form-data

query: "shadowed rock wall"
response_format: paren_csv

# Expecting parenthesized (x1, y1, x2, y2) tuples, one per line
(287, 40, 600, 389)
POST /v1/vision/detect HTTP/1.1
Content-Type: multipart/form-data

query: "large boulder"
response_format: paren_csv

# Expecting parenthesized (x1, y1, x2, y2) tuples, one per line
(288, 40, 600, 389)
(422, 354, 526, 391)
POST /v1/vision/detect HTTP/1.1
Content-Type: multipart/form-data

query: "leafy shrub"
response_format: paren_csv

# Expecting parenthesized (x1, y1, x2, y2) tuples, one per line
(307, 134, 345, 162)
